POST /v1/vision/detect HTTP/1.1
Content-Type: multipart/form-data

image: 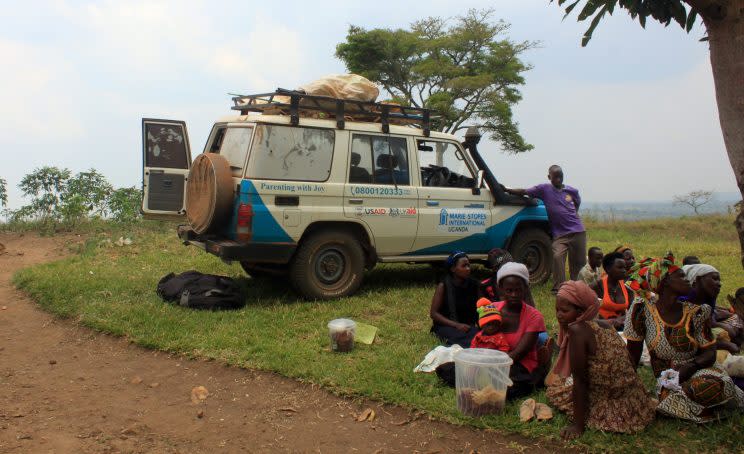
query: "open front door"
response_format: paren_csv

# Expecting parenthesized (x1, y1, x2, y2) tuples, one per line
(141, 118, 192, 220)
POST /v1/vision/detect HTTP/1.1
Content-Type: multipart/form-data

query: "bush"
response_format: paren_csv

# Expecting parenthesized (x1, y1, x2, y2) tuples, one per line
(64, 169, 113, 218)
(3, 167, 140, 231)
(16, 166, 71, 226)
(108, 187, 142, 223)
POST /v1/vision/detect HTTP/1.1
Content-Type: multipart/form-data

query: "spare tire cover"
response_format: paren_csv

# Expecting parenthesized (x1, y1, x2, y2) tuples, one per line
(186, 153, 234, 234)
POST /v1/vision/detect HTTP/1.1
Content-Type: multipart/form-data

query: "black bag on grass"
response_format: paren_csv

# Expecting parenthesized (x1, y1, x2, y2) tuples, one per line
(157, 271, 244, 310)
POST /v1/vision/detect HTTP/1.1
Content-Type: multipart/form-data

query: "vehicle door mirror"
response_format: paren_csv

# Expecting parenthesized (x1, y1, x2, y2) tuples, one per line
(472, 170, 484, 195)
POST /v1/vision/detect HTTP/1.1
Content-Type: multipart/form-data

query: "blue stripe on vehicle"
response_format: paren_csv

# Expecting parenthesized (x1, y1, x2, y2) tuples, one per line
(404, 205, 548, 256)
(226, 179, 295, 244)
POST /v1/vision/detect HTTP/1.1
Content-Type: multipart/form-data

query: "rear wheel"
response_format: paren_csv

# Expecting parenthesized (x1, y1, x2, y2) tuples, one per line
(508, 228, 552, 285)
(289, 230, 365, 300)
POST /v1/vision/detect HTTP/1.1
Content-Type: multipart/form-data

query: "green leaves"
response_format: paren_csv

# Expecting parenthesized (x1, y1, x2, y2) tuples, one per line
(577, 0, 604, 21)
(108, 187, 143, 223)
(582, 4, 611, 47)
(65, 169, 113, 218)
(18, 166, 71, 221)
(553, 0, 701, 47)
(685, 9, 698, 32)
(7, 167, 138, 227)
(335, 9, 535, 153)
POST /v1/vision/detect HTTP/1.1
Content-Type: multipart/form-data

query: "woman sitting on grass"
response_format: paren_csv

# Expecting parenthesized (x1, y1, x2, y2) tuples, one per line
(480, 248, 549, 350)
(490, 262, 548, 399)
(429, 251, 479, 348)
(682, 263, 743, 350)
(546, 281, 656, 440)
(593, 252, 634, 331)
(478, 248, 535, 306)
(625, 254, 744, 423)
(614, 245, 636, 274)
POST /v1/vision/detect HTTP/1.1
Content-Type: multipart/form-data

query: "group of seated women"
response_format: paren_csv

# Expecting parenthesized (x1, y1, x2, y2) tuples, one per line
(428, 249, 744, 439)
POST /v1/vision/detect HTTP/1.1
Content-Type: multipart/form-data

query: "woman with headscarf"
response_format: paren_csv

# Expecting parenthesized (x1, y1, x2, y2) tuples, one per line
(429, 251, 480, 348)
(682, 263, 743, 350)
(546, 281, 656, 440)
(614, 245, 636, 274)
(624, 254, 744, 422)
(491, 262, 548, 399)
(478, 248, 535, 306)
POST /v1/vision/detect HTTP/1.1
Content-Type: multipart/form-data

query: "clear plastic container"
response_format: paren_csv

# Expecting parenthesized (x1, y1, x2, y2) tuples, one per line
(327, 318, 356, 352)
(454, 348, 513, 416)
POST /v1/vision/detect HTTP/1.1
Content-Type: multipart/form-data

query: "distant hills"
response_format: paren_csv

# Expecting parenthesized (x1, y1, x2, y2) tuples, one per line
(582, 192, 741, 221)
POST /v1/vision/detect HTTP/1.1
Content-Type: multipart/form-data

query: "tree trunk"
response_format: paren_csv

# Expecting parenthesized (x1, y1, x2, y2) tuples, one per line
(704, 0, 744, 268)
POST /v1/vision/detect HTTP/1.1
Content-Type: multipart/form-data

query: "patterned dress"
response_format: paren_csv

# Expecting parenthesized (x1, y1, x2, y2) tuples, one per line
(624, 298, 744, 423)
(546, 321, 657, 433)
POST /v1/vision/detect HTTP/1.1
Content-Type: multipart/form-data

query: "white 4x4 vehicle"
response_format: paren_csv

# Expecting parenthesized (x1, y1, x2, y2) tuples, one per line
(141, 91, 551, 299)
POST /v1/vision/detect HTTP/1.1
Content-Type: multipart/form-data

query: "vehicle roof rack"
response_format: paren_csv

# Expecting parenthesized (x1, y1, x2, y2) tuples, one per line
(231, 88, 431, 137)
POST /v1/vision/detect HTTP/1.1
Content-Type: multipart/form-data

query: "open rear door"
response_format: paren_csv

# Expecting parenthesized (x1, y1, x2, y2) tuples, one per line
(141, 118, 192, 220)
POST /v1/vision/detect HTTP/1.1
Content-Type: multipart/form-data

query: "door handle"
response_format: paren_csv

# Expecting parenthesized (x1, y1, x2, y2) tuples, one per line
(348, 199, 363, 205)
(426, 200, 439, 206)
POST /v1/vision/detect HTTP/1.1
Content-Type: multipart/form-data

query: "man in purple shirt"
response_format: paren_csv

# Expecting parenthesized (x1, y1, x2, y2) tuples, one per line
(505, 165, 586, 292)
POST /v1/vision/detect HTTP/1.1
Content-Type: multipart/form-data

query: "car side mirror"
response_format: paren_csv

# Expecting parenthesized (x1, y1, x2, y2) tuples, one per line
(472, 170, 484, 195)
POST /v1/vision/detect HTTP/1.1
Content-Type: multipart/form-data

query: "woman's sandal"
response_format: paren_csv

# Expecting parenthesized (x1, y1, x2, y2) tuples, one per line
(519, 398, 553, 422)
(519, 398, 536, 422)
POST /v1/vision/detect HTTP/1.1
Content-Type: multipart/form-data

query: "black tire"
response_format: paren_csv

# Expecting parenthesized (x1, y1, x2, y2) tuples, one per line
(239, 262, 287, 279)
(508, 228, 552, 285)
(289, 230, 365, 300)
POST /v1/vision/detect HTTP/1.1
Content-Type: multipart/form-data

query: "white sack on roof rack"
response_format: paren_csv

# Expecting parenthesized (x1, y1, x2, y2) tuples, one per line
(299, 74, 379, 103)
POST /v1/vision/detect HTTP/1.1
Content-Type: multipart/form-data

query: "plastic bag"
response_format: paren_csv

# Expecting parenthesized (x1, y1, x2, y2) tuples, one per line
(414, 345, 463, 373)
(299, 74, 379, 102)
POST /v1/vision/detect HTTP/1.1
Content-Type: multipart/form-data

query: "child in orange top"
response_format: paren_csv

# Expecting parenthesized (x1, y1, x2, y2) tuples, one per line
(470, 298, 510, 352)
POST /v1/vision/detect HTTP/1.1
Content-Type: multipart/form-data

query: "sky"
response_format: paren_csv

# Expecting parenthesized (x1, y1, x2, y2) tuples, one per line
(0, 0, 737, 208)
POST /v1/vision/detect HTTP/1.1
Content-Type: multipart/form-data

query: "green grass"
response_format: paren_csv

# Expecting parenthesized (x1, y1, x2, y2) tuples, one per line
(13, 215, 744, 453)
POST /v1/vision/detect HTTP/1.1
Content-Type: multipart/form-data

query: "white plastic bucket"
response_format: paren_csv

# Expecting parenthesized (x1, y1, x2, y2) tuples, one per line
(327, 318, 356, 352)
(454, 348, 513, 416)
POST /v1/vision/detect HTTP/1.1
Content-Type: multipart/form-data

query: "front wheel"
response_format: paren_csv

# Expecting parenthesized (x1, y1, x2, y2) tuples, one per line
(508, 228, 552, 285)
(289, 230, 365, 300)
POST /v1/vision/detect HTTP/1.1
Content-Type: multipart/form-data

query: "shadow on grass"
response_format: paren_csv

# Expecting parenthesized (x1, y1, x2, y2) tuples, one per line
(236, 262, 498, 307)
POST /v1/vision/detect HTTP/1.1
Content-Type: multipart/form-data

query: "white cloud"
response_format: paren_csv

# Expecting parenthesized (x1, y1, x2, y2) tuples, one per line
(207, 17, 304, 89)
(0, 39, 85, 142)
(52, 0, 305, 88)
(495, 59, 735, 202)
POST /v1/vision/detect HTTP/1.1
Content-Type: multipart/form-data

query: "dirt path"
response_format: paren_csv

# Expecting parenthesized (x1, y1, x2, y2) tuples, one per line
(0, 233, 562, 453)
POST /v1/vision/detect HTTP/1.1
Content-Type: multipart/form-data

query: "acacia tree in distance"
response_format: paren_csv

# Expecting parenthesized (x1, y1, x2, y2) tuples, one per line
(335, 8, 535, 153)
(552, 0, 744, 267)
(674, 190, 714, 215)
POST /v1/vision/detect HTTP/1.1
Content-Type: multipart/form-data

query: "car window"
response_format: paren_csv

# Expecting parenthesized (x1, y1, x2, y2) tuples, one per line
(217, 127, 253, 176)
(144, 123, 189, 169)
(417, 140, 475, 188)
(249, 125, 334, 182)
(350, 135, 409, 185)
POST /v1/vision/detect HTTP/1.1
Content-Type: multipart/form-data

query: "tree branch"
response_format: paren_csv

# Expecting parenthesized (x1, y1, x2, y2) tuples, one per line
(451, 89, 485, 132)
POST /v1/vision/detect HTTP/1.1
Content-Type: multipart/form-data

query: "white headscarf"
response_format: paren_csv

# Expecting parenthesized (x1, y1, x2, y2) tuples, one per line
(682, 264, 719, 284)
(496, 262, 530, 286)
